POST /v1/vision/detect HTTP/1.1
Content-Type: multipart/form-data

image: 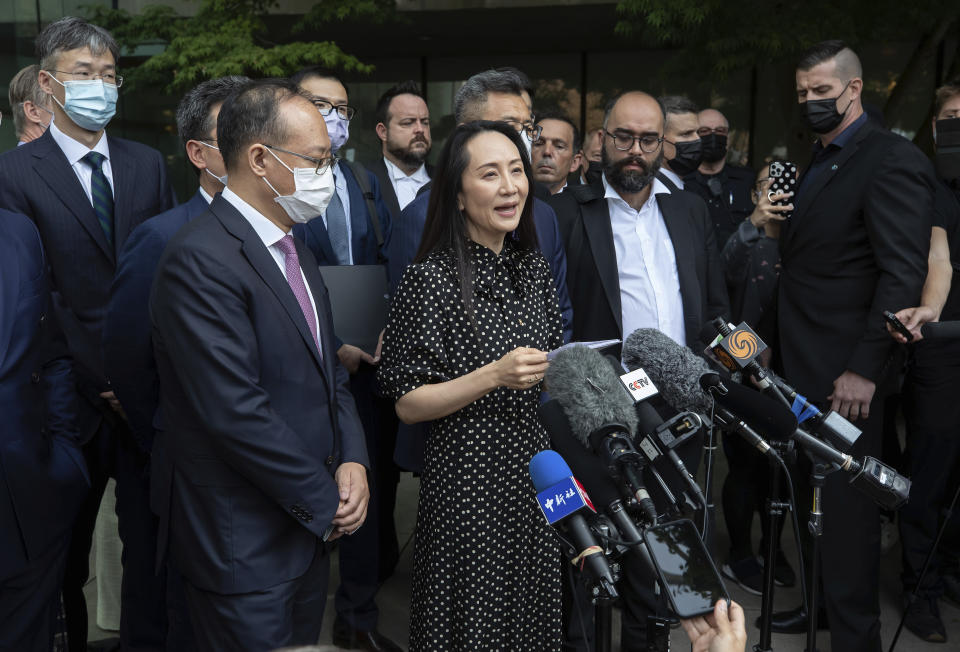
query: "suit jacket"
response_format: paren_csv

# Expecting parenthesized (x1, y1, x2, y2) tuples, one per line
(149, 194, 368, 594)
(102, 190, 210, 452)
(547, 180, 729, 355)
(292, 162, 392, 267)
(389, 190, 574, 342)
(367, 157, 434, 223)
(777, 119, 935, 400)
(0, 129, 176, 442)
(0, 210, 89, 579)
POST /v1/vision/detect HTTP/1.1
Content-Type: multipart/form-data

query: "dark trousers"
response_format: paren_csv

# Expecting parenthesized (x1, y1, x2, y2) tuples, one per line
(900, 358, 960, 595)
(0, 535, 70, 652)
(183, 541, 330, 652)
(335, 365, 400, 631)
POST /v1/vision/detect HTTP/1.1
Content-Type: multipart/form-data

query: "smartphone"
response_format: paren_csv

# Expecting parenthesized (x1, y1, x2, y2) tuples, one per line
(883, 310, 914, 342)
(642, 519, 730, 619)
(767, 160, 798, 218)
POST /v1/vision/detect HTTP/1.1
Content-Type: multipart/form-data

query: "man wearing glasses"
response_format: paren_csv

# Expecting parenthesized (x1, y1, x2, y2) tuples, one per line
(683, 108, 756, 251)
(547, 90, 728, 651)
(0, 16, 176, 652)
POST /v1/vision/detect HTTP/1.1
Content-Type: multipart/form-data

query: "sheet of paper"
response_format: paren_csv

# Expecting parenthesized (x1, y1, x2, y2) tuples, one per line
(546, 339, 621, 361)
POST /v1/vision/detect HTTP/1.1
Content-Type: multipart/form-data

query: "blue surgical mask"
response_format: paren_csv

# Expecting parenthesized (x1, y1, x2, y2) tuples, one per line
(48, 75, 117, 131)
(323, 113, 350, 154)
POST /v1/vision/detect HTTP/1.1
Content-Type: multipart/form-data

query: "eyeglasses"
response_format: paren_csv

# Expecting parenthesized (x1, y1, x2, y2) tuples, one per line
(604, 130, 663, 153)
(312, 99, 355, 121)
(696, 126, 729, 137)
(264, 144, 338, 174)
(503, 119, 543, 142)
(47, 69, 123, 87)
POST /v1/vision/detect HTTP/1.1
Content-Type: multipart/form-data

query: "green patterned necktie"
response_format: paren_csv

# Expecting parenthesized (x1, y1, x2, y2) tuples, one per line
(82, 151, 114, 246)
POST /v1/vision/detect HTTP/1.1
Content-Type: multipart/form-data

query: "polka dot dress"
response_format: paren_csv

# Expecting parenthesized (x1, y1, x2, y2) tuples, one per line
(378, 239, 564, 651)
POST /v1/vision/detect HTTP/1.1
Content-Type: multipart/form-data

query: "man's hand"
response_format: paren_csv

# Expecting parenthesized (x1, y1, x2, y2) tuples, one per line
(337, 343, 377, 375)
(328, 462, 369, 541)
(681, 600, 747, 652)
(828, 370, 876, 421)
(886, 306, 937, 343)
(99, 390, 127, 420)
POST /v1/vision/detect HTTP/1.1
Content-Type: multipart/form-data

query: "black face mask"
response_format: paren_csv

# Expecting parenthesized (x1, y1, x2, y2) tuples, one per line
(667, 139, 703, 176)
(800, 81, 852, 134)
(700, 133, 727, 163)
(934, 118, 960, 183)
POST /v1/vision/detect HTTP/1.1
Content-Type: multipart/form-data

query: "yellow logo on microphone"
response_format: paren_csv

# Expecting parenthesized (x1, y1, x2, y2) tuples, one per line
(713, 321, 768, 369)
(729, 330, 759, 360)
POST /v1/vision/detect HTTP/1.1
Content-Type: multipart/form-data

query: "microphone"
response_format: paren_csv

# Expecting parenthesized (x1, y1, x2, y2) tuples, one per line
(529, 450, 618, 598)
(763, 370, 862, 452)
(545, 346, 658, 524)
(621, 328, 714, 414)
(920, 320, 960, 340)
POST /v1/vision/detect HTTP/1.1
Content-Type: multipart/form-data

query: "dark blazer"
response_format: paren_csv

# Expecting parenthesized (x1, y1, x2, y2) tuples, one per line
(367, 156, 434, 223)
(292, 162, 392, 267)
(0, 129, 176, 442)
(388, 190, 574, 342)
(547, 180, 729, 354)
(777, 119, 934, 400)
(0, 210, 89, 579)
(102, 190, 210, 452)
(149, 194, 368, 594)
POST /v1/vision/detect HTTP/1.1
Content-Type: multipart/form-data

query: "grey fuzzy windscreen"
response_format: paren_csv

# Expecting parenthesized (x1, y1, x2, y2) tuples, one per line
(622, 328, 713, 414)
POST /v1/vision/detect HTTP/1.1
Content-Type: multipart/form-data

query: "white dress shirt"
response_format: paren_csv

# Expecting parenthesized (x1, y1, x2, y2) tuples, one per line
(603, 174, 686, 346)
(198, 186, 214, 204)
(49, 120, 113, 206)
(655, 167, 685, 193)
(221, 188, 320, 345)
(383, 157, 430, 211)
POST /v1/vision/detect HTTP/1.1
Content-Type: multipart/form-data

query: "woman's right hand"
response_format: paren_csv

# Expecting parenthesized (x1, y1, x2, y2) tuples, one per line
(492, 347, 549, 390)
(749, 179, 792, 230)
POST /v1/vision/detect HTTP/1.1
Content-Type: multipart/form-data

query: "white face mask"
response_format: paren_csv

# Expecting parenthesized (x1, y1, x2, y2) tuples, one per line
(263, 148, 336, 224)
(197, 140, 228, 185)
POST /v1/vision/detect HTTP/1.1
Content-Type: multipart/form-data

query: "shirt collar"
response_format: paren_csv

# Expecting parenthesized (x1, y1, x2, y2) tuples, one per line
(602, 173, 657, 212)
(384, 156, 429, 183)
(657, 167, 684, 191)
(220, 187, 287, 248)
(49, 119, 109, 165)
(198, 187, 215, 204)
(818, 112, 868, 151)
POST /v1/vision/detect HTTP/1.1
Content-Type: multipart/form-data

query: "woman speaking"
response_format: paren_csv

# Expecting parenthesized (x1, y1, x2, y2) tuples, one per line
(377, 121, 563, 651)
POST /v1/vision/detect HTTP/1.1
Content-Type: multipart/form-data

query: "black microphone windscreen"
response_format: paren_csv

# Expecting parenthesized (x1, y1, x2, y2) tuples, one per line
(545, 345, 638, 446)
(622, 328, 713, 414)
(920, 320, 960, 340)
(699, 373, 798, 441)
(538, 400, 624, 508)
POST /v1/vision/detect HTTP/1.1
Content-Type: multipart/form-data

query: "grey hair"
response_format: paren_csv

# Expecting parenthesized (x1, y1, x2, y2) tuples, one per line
(454, 69, 527, 123)
(36, 16, 120, 70)
(176, 76, 251, 147)
(8, 65, 50, 137)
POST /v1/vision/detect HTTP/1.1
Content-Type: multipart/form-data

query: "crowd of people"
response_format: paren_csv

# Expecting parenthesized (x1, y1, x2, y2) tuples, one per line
(2, 13, 959, 652)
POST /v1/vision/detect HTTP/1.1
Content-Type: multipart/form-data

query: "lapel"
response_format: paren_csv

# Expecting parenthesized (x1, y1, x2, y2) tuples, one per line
(0, 234, 18, 362)
(297, 245, 336, 395)
(371, 158, 402, 220)
(785, 120, 875, 249)
(657, 192, 698, 335)
(30, 130, 113, 263)
(211, 196, 327, 375)
(581, 195, 623, 335)
(108, 136, 137, 253)
(340, 163, 369, 255)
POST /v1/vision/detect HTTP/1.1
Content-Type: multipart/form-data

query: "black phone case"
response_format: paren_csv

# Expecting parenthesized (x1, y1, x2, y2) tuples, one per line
(767, 160, 798, 218)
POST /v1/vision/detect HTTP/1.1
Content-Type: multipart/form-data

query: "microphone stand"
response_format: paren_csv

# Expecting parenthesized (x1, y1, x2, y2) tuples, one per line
(756, 440, 793, 652)
(805, 462, 829, 652)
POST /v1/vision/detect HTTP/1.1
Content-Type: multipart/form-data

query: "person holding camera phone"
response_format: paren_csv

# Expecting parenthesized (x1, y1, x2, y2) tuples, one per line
(681, 600, 748, 652)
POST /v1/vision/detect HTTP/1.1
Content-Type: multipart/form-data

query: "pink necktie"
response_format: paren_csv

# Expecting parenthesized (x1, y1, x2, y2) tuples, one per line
(276, 235, 321, 355)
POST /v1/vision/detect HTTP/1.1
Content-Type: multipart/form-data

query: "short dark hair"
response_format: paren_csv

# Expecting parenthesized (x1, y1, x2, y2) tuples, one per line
(659, 95, 699, 117)
(176, 76, 250, 174)
(603, 91, 665, 129)
(374, 80, 424, 128)
(454, 69, 528, 123)
(289, 65, 349, 95)
(534, 109, 581, 152)
(217, 78, 312, 171)
(416, 121, 539, 324)
(495, 66, 534, 102)
(36, 16, 120, 70)
(934, 77, 960, 116)
(797, 40, 862, 80)
(8, 65, 49, 138)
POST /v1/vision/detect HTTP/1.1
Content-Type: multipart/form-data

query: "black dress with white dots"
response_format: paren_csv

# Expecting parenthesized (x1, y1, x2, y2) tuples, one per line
(378, 238, 564, 651)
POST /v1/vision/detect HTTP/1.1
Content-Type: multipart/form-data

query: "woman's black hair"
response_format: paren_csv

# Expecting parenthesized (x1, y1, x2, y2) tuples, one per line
(414, 120, 539, 322)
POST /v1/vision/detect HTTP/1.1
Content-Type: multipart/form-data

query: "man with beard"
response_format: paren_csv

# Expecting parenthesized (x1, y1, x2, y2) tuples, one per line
(532, 110, 582, 194)
(369, 81, 432, 221)
(657, 95, 702, 190)
(684, 108, 755, 250)
(547, 91, 728, 651)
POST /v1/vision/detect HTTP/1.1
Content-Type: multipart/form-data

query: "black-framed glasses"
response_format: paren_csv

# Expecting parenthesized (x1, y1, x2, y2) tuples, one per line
(265, 144, 338, 174)
(604, 130, 663, 153)
(312, 99, 355, 121)
(47, 69, 123, 87)
(502, 119, 543, 142)
(696, 126, 729, 137)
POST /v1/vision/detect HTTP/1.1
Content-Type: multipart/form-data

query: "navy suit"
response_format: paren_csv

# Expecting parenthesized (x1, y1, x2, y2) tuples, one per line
(293, 163, 402, 635)
(0, 127, 176, 651)
(150, 194, 368, 649)
(0, 210, 89, 651)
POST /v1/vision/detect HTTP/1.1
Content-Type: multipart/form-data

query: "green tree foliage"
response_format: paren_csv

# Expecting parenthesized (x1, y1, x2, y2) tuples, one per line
(84, 0, 395, 93)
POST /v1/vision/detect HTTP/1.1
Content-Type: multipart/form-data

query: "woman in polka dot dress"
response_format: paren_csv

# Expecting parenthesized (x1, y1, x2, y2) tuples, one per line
(377, 121, 563, 651)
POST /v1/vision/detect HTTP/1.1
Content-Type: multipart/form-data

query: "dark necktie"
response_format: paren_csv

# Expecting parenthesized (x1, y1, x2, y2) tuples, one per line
(325, 177, 350, 265)
(82, 151, 114, 246)
(275, 235, 321, 356)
